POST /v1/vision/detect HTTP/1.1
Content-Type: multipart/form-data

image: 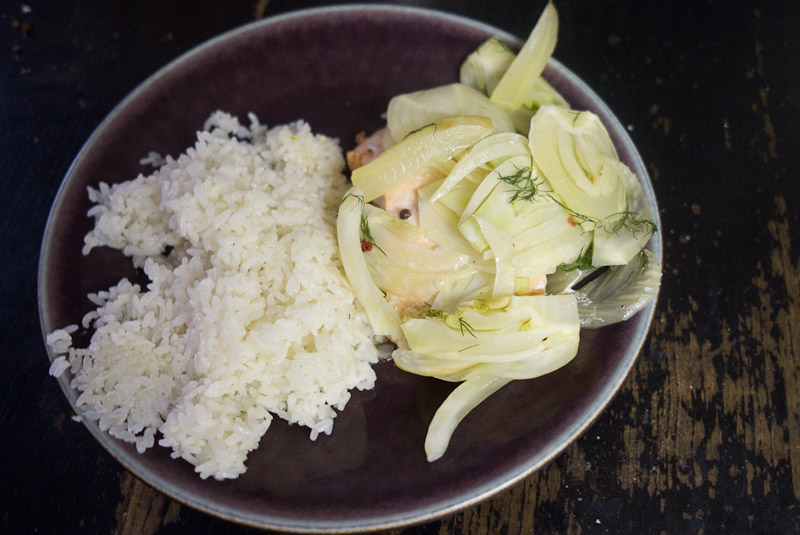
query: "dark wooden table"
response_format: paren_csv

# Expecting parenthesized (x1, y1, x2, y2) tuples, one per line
(3, 1, 799, 533)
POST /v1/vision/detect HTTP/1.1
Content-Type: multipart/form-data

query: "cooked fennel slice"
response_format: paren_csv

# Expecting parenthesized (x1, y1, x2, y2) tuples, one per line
(430, 132, 530, 203)
(590, 161, 657, 267)
(460, 36, 516, 96)
(430, 169, 487, 220)
(575, 249, 661, 328)
(474, 216, 517, 298)
(458, 29, 568, 137)
(424, 376, 511, 462)
(545, 264, 599, 295)
(505, 74, 572, 136)
(393, 333, 578, 382)
(351, 116, 494, 202)
(337, 188, 405, 344)
(457, 155, 590, 280)
(418, 180, 485, 259)
(386, 83, 515, 142)
(394, 295, 579, 381)
(529, 75, 569, 109)
(491, 1, 558, 110)
(394, 294, 579, 461)
(429, 271, 495, 313)
(362, 203, 488, 300)
(529, 105, 627, 227)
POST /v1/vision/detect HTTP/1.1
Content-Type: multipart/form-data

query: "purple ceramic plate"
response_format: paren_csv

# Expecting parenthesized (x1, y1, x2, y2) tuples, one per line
(38, 5, 661, 533)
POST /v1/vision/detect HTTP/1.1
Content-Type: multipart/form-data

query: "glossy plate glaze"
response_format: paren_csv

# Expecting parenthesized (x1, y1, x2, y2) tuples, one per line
(38, 5, 662, 532)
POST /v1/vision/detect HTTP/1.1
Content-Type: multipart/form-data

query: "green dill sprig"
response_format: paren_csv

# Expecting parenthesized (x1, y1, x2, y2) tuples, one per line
(600, 208, 658, 239)
(341, 192, 365, 208)
(404, 122, 437, 140)
(559, 244, 594, 272)
(544, 191, 657, 239)
(497, 159, 546, 203)
(341, 193, 386, 255)
(492, 160, 658, 243)
(417, 309, 477, 338)
(359, 211, 385, 255)
(456, 317, 477, 338)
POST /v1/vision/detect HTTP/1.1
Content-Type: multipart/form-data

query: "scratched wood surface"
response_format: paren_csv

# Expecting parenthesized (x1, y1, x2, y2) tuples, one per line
(2, 1, 799, 534)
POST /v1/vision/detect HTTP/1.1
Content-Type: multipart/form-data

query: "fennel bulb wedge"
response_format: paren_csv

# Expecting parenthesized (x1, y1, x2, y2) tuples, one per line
(529, 105, 627, 227)
(590, 162, 657, 266)
(457, 155, 591, 280)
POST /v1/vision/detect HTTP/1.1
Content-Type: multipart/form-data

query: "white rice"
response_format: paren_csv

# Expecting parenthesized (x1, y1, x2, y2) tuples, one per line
(47, 111, 380, 480)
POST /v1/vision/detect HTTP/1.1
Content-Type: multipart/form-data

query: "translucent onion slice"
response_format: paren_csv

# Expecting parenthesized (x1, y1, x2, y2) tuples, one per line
(351, 116, 494, 202)
(490, 1, 559, 110)
(336, 187, 405, 344)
